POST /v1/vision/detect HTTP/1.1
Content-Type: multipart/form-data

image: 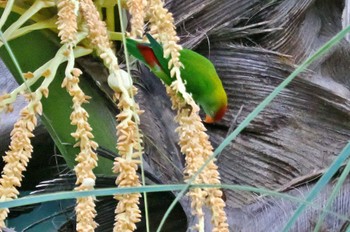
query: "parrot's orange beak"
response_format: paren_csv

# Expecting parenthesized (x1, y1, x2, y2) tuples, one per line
(204, 115, 215, 123)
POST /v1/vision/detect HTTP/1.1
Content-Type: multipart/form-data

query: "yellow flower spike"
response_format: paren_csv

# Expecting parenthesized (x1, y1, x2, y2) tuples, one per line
(80, 0, 111, 55)
(62, 67, 99, 231)
(110, 84, 143, 231)
(124, 0, 229, 230)
(126, 0, 147, 38)
(147, 0, 196, 107)
(0, 93, 42, 228)
(166, 85, 229, 232)
(78, 1, 143, 230)
(56, 0, 79, 44)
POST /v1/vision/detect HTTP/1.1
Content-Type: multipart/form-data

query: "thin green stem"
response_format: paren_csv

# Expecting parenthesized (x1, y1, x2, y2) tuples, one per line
(313, 154, 350, 231)
(0, 2, 53, 23)
(3, 0, 55, 39)
(0, 184, 349, 223)
(0, 30, 24, 85)
(0, 33, 91, 111)
(106, 4, 116, 32)
(108, 31, 123, 41)
(0, 0, 15, 30)
(0, 17, 57, 47)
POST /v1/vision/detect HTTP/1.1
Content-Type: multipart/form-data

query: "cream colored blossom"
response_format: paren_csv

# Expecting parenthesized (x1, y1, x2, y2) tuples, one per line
(167, 86, 229, 232)
(78, 1, 143, 230)
(62, 67, 98, 231)
(111, 85, 143, 232)
(0, 93, 42, 228)
(79, 0, 111, 54)
(0, 94, 12, 113)
(127, 0, 147, 38)
(113, 158, 142, 232)
(129, 0, 229, 229)
(76, 196, 98, 232)
(147, 0, 197, 112)
(56, 0, 78, 44)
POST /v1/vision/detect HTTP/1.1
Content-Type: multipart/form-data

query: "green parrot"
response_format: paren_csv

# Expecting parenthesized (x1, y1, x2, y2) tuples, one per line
(126, 34, 228, 123)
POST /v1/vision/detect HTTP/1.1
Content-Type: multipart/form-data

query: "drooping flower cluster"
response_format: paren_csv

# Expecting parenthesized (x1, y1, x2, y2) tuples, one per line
(167, 87, 229, 232)
(108, 70, 143, 231)
(147, 0, 197, 108)
(127, 0, 229, 230)
(62, 67, 99, 231)
(0, 0, 88, 226)
(127, 0, 147, 38)
(57, 0, 101, 230)
(79, 1, 144, 230)
(0, 93, 43, 228)
(79, 0, 112, 58)
(57, 0, 78, 44)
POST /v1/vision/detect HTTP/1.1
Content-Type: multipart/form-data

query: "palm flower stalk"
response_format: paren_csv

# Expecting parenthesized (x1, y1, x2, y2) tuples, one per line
(57, 1, 99, 230)
(128, 0, 229, 230)
(0, 28, 88, 227)
(80, 0, 143, 231)
(126, 0, 147, 38)
(0, 92, 43, 228)
(110, 86, 143, 232)
(167, 87, 229, 232)
(61, 67, 99, 231)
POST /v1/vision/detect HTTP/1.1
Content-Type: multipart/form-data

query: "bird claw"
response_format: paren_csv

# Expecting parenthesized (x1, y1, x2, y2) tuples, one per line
(181, 103, 193, 116)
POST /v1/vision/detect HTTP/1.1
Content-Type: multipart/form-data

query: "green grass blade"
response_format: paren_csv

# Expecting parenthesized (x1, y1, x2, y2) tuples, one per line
(0, 185, 187, 209)
(0, 30, 23, 82)
(1, 183, 350, 223)
(313, 152, 350, 231)
(283, 142, 350, 231)
(346, 224, 350, 232)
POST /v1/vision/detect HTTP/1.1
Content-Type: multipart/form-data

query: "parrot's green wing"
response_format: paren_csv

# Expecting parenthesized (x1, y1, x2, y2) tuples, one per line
(125, 38, 147, 64)
(126, 36, 173, 85)
(145, 34, 171, 77)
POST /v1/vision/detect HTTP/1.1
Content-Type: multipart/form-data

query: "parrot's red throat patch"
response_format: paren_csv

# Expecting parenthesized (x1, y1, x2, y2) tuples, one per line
(137, 44, 161, 68)
(215, 105, 227, 121)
